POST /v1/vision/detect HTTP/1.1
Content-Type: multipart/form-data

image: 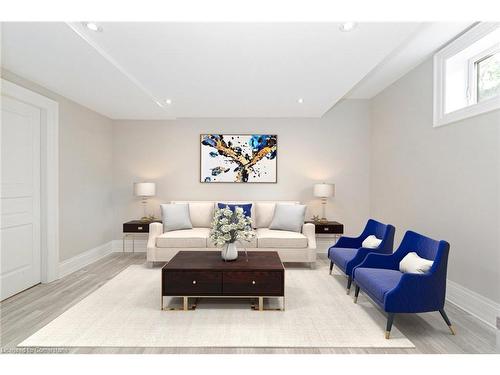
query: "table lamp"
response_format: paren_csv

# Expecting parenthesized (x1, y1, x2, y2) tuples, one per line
(313, 183, 334, 223)
(134, 182, 156, 221)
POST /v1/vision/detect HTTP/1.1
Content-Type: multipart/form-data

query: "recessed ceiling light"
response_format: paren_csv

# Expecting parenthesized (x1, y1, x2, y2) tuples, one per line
(297, 98, 304, 104)
(339, 22, 357, 32)
(83, 22, 102, 32)
(165, 99, 172, 105)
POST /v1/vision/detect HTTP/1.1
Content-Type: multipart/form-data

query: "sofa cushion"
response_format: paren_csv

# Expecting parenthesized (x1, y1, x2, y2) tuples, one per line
(256, 228, 308, 249)
(328, 247, 358, 272)
(218, 201, 254, 225)
(354, 268, 403, 303)
(156, 228, 210, 248)
(188, 202, 215, 227)
(170, 201, 215, 228)
(217, 203, 252, 218)
(254, 202, 276, 228)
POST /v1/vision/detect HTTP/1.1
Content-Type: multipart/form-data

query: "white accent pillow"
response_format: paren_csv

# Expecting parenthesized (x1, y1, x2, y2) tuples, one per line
(161, 203, 193, 232)
(362, 235, 382, 249)
(399, 252, 434, 274)
(269, 204, 306, 233)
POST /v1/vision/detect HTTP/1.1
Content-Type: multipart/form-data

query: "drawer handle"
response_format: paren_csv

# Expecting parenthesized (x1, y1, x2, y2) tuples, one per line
(138, 226, 143, 230)
(192, 280, 197, 285)
(324, 228, 329, 231)
(252, 280, 256, 285)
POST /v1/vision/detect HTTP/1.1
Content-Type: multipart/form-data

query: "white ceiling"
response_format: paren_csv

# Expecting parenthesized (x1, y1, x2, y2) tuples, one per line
(1, 22, 471, 119)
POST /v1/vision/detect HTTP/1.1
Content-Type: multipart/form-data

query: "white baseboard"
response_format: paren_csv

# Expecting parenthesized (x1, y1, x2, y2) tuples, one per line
(112, 239, 147, 253)
(446, 279, 500, 329)
(59, 241, 114, 278)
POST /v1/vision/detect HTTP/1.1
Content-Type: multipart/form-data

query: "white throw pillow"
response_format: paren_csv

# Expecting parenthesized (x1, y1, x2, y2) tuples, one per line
(161, 203, 193, 232)
(399, 252, 434, 274)
(269, 204, 306, 233)
(362, 235, 382, 249)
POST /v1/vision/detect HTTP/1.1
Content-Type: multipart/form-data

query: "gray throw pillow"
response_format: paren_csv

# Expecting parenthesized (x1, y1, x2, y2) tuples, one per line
(269, 204, 306, 233)
(161, 203, 193, 232)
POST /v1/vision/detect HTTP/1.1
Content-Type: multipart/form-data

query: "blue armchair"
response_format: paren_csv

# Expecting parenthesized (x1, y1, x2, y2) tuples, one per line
(352, 230, 453, 339)
(328, 219, 395, 294)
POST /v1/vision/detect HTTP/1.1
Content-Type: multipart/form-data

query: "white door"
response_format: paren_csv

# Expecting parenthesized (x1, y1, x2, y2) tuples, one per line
(1, 95, 41, 300)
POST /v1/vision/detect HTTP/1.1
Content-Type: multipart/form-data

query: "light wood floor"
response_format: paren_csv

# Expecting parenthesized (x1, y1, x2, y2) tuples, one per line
(0, 253, 496, 354)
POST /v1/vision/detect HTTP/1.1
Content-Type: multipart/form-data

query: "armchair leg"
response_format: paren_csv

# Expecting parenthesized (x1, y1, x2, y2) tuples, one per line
(329, 261, 334, 275)
(439, 309, 456, 335)
(385, 313, 395, 339)
(354, 285, 360, 303)
(346, 276, 352, 295)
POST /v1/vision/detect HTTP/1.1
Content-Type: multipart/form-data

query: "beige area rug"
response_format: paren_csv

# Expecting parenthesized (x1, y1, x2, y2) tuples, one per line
(19, 263, 414, 348)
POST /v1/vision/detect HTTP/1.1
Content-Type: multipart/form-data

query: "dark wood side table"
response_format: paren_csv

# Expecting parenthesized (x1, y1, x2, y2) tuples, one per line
(305, 220, 344, 252)
(161, 251, 285, 311)
(122, 219, 161, 253)
(305, 220, 344, 236)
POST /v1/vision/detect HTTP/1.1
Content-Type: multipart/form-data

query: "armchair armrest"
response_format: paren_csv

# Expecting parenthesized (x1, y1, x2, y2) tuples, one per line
(147, 222, 163, 250)
(344, 247, 376, 274)
(302, 223, 316, 249)
(384, 272, 445, 313)
(334, 236, 362, 249)
(354, 252, 398, 272)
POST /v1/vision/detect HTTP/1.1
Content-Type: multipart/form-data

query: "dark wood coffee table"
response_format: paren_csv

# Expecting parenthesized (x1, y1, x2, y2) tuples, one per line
(161, 251, 285, 311)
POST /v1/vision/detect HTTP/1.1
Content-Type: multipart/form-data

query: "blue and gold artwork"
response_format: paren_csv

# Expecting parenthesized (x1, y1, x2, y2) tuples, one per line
(200, 134, 277, 183)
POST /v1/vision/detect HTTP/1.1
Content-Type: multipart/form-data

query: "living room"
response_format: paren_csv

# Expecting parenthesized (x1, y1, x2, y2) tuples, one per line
(1, 0, 499, 372)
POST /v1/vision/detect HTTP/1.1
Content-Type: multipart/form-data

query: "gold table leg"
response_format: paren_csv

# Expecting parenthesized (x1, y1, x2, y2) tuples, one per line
(258, 297, 263, 311)
(183, 296, 188, 311)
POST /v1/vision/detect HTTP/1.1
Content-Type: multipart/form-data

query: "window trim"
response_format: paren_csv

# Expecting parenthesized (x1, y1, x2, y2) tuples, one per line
(433, 22, 500, 128)
(467, 43, 500, 104)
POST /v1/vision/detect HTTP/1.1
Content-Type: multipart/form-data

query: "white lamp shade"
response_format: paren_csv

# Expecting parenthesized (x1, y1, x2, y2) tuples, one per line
(313, 183, 334, 198)
(134, 182, 156, 197)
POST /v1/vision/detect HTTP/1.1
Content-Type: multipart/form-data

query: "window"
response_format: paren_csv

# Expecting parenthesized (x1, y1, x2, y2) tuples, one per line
(434, 23, 500, 127)
(475, 49, 500, 102)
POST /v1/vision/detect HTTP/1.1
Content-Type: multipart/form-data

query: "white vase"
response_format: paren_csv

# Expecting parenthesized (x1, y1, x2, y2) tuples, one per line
(222, 242, 238, 261)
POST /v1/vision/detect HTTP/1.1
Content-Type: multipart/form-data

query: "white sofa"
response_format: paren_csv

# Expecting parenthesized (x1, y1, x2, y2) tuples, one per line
(147, 201, 316, 266)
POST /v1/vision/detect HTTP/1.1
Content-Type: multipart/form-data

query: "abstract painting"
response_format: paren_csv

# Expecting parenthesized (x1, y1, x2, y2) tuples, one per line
(200, 134, 277, 183)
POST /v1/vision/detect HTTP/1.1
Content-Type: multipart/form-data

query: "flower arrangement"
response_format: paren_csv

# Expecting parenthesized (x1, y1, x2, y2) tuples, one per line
(209, 206, 255, 248)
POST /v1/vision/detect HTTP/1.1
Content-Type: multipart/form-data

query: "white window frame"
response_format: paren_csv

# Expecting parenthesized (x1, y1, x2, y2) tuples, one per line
(467, 43, 500, 104)
(433, 22, 500, 127)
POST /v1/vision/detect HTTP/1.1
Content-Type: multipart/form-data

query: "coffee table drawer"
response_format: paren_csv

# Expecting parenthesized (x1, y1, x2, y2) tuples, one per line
(163, 271, 222, 295)
(223, 271, 283, 296)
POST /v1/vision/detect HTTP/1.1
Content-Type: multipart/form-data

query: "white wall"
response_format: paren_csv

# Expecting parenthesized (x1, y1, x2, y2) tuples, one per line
(370, 59, 500, 304)
(112, 100, 371, 241)
(1, 69, 114, 261)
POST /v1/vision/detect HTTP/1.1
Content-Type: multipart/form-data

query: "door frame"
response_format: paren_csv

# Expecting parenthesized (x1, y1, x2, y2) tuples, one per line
(1, 79, 60, 283)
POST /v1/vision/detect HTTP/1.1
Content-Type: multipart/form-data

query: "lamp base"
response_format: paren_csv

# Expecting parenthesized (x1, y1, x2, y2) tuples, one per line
(310, 215, 329, 224)
(140, 215, 158, 222)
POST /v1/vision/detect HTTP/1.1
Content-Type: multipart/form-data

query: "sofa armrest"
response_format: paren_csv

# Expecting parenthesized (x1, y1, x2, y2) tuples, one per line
(147, 222, 163, 250)
(302, 223, 316, 249)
